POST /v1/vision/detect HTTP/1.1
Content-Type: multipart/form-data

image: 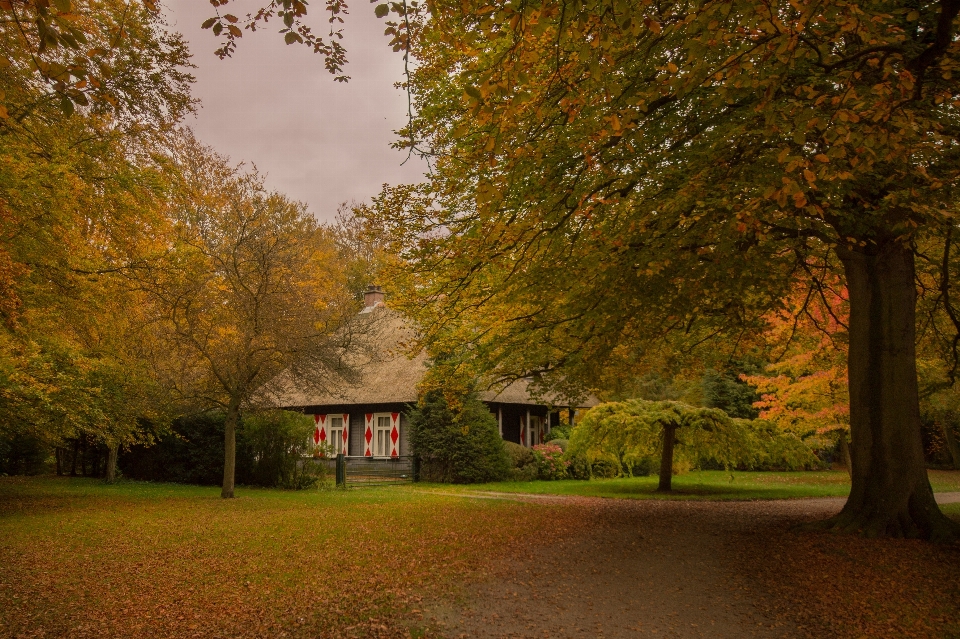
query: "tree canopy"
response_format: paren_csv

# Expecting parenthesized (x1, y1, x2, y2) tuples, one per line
(136, 133, 359, 497)
(368, 0, 960, 539)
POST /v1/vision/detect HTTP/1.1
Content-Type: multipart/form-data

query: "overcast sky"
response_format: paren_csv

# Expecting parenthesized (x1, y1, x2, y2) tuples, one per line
(161, 0, 427, 222)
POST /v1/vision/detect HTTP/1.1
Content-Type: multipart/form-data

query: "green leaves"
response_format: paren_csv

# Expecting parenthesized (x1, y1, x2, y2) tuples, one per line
(374, 3, 389, 18)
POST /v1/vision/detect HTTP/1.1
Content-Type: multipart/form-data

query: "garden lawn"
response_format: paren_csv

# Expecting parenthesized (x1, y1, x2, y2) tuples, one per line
(432, 469, 960, 501)
(0, 476, 583, 639)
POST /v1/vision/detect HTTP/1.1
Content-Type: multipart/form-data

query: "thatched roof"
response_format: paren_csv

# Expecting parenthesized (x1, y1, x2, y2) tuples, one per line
(276, 307, 595, 409)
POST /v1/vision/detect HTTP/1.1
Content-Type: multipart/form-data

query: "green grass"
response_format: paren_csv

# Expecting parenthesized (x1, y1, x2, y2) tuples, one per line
(421, 469, 960, 501)
(0, 476, 576, 639)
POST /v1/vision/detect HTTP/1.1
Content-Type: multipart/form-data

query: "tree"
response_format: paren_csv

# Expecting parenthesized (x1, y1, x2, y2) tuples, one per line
(369, 0, 960, 540)
(408, 386, 511, 484)
(0, 0, 192, 477)
(569, 400, 813, 491)
(137, 134, 358, 498)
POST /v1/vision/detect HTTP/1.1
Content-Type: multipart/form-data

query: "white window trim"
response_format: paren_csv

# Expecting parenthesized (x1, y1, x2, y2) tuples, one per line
(372, 412, 395, 457)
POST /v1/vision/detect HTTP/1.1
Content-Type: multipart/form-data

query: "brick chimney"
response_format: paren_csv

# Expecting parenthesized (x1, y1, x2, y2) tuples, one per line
(363, 284, 385, 309)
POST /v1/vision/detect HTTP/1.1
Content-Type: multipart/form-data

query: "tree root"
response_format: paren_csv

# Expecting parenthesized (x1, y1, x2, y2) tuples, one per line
(800, 506, 960, 543)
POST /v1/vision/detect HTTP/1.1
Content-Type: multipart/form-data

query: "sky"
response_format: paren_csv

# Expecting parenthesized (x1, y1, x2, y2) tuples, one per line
(161, 0, 427, 222)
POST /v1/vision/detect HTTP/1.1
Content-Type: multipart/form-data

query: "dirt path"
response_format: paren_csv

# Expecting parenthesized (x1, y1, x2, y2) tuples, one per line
(429, 497, 845, 639)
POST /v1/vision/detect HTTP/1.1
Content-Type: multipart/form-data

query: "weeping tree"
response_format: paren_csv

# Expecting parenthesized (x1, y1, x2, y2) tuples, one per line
(569, 400, 814, 492)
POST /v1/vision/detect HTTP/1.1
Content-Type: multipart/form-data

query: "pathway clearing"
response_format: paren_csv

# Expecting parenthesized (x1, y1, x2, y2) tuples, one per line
(427, 495, 959, 638)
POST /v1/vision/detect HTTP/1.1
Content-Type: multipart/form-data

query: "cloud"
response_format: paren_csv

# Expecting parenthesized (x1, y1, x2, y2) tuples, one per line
(162, 0, 427, 221)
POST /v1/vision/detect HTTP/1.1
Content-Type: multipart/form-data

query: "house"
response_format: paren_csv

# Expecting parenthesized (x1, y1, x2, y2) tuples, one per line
(278, 286, 595, 458)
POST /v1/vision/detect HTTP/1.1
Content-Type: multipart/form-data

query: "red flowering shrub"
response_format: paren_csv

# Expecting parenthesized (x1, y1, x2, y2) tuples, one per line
(532, 444, 569, 480)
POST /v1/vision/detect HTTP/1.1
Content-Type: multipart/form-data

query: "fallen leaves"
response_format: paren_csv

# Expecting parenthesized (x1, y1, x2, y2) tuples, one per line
(0, 478, 584, 639)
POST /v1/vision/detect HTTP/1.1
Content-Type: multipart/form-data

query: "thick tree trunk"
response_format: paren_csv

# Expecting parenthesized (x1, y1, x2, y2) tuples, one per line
(221, 398, 241, 499)
(657, 424, 676, 492)
(942, 420, 960, 470)
(105, 444, 118, 484)
(830, 244, 959, 541)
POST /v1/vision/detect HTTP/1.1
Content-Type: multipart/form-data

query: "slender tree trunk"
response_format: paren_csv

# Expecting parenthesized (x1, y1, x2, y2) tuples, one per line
(942, 421, 960, 470)
(221, 397, 241, 498)
(69, 440, 79, 476)
(80, 436, 88, 477)
(831, 244, 959, 541)
(657, 424, 676, 492)
(838, 431, 852, 479)
(105, 444, 118, 484)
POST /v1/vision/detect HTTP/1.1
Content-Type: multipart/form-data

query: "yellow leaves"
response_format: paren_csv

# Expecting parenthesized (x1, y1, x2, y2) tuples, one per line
(803, 169, 816, 185)
(667, 62, 678, 74)
(792, 192, 808, 209)
(814, 154, 830, 163)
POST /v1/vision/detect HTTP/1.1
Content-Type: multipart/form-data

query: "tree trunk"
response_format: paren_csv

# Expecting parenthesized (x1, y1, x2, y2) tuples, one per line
(69, 440, 79, 476)
(941, 420, 960, 470)
(221, 398, 241, 498)
(838, 431, 852, 479)
(55, 447, 63, 476)
(657, 424, 676, 492)
(105, 444, 118, 484)
(831, 244, 959, 541)
(80, 436, 88, 477)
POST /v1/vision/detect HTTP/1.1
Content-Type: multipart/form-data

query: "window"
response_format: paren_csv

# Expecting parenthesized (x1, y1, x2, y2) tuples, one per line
(374, 413, 393, 457)
(330, 415, 346, 455)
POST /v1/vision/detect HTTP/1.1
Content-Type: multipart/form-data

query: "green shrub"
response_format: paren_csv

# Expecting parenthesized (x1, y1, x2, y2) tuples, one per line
(508, 465, 538, 481)
(545, 424, 572, 441)
(628, 457, 655, 477)
(566, 454, 591, 480)
(591, 458, 619, 478)
(120, 410, 320, 489)
(409, 389, 511, 483)
(240, 410, 318, 488)
(504, 440, 535, 468)
(120, 412, 238, 485)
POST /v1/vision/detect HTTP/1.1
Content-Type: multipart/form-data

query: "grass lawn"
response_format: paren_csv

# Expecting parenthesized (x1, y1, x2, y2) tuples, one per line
(423, 468, 960, 501)
(0, 476, 583, 639)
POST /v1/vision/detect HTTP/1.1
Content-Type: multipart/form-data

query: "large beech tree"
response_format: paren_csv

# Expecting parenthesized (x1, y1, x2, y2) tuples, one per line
(366, 0, 960, 540)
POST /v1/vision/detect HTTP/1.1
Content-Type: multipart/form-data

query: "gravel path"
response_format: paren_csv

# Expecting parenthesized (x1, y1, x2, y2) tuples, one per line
(428, 496, 847, 639)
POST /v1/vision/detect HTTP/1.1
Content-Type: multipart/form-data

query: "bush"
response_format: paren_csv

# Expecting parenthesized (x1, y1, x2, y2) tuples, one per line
(120, 410, 321, 489)
(120, 412, 235, 485)
(533, 444, 569, 480)
(409, 389, 511, 483)
(504, 440, 535, 468)
(591, 458, 619, 478)
(545, 424, 572, 442)
(566, 454, 591, 480)
(508, 465, 538, 481)
(240, 411, 319, 488)
(628, 457, 655, 477)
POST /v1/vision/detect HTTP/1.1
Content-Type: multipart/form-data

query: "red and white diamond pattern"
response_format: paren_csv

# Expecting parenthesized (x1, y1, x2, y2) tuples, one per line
(390, 412, 400, 457)
(364, 413, 373, 457)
